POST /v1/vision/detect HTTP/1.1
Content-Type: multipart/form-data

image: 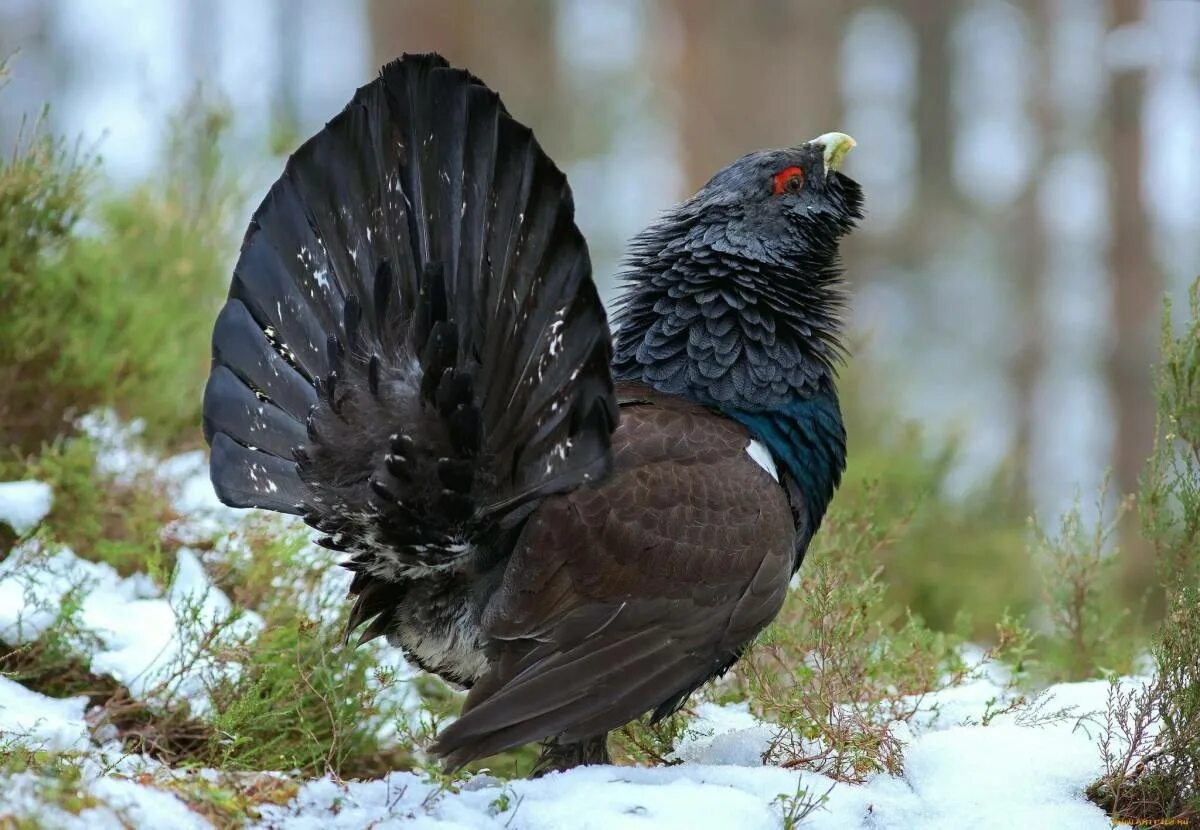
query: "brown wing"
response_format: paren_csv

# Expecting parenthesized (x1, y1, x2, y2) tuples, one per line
(431, 388, 795, 768)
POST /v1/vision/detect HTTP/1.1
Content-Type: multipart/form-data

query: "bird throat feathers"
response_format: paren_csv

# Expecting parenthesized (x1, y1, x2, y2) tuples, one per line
(611, 208, 848, 413)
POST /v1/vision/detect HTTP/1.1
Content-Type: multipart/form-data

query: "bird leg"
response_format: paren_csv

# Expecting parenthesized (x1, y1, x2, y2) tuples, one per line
(531, 734, 611, 776)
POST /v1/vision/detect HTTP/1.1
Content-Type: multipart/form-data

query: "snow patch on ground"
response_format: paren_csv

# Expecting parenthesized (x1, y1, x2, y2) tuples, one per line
(0, 480, 53, 535)
(0, 675, 90, 752)
(86, 776, 212, 830)
(252, 704, 1119, 830)
(0, 767, 207, 830)
(671, 701, 774, 765)
(0, 548, 1130, 830)
(0, 542, 262, 716)
(248, 675, 1125, 829)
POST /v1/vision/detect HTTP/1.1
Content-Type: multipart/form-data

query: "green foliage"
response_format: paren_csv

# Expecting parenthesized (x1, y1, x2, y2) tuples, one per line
(195, 529, 415, 778)
(612, 711, 689, 767)
(1088, 278, 1200, 823)
(1142, 283, 1200, 577)
(0, 405, 425, 785)
(838, 366, 1036, 639)
(773, 778, 832, 830)
(0, 749, 101, 824)
(1031, 480, 1143, 682)
(0, 549, 109, 701)
(0, 100, 235, 453)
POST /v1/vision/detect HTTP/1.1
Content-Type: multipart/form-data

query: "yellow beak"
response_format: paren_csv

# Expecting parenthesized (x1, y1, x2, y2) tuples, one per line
(812, 132, 856, 173)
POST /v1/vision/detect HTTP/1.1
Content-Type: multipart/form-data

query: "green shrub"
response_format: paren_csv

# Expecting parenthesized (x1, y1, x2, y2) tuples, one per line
(1088, 279, 1200, 823)
(734, 480, 1027, 782)
(1031, 480, 1144, 682)
(0, 100, 235, 453)
(196, 528, 417, 778)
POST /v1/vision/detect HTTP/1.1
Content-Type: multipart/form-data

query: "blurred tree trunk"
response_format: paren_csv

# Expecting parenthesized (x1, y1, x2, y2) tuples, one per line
(0, 0, 59, 146)
(365, 0, 566, 158)
(1010, 0, 1050, 497)
(184, 0, 219, 82)
(1107, 0, 1157, 499)
(895, 0, 956, 266)
(663, 0, 844, 193)
(273, 0, 301, 140)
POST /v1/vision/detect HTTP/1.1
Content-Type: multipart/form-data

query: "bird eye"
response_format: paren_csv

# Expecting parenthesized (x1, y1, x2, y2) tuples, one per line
(772, 166, 805, 196)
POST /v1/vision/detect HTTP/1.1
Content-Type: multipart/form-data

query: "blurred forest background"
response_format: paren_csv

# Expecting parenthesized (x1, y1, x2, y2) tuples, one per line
(1, 0, 1198, 638)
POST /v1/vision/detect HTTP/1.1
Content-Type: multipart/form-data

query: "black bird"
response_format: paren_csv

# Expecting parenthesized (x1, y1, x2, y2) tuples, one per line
(202, 54, 862, 773)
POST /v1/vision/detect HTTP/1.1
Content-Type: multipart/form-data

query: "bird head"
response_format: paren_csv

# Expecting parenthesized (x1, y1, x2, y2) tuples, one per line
(673, 132, 863, 270)
(613, 132, 863, 408)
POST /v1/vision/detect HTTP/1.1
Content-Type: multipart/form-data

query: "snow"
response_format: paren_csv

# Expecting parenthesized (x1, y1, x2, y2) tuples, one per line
(251, 701, 1118, 830)
(247, 676, 1118, 830)
(77, 410, 158, 484)
(254, 766, 805, 830)
(0, 571, 1128, 830)
(0, 543, 262, 716)
(86, 777, 211, 830)
(245, 673, 1126, 830)
(670, 701, 774, 766)
(892, 724, 1104, 829)
(0, 769, 207, 830)
(0, 480, 53, 535)
(0, 675, 90, 752)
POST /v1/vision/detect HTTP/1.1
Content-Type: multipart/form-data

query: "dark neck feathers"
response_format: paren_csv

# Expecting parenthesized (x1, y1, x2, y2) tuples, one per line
(610, 207, 849, 533)
(611, 207, 847, 411)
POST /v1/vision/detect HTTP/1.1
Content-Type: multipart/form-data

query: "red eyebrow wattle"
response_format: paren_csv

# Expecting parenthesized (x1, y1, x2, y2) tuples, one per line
(772, 166, 804, 194)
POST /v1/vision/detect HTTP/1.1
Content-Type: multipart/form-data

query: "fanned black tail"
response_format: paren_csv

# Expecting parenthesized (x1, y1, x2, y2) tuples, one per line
(202, 54, 617, 634)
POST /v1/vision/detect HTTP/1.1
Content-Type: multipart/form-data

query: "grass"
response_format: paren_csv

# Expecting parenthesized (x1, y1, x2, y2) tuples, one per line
(198, 528, 417, 778)
(0, 433, 179, 575)
(0, 424, 421, 798)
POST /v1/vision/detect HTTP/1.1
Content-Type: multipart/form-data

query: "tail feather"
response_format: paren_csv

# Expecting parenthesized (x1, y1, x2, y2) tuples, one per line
(208, 301, 317, 421)
(202, 366, 306, 460)
(208, 433, 306, 514)
(203, 54, 617, 624)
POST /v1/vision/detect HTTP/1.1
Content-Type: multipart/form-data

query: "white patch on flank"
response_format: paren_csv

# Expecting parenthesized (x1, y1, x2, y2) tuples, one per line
(745, 439, 778, 482)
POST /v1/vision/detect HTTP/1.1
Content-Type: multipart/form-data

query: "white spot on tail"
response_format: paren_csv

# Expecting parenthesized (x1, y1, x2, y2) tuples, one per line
(746, 440, 778, 482)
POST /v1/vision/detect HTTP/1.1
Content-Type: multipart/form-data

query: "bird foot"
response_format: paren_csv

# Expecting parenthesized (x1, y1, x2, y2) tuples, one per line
(531, 734, 611, 777)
